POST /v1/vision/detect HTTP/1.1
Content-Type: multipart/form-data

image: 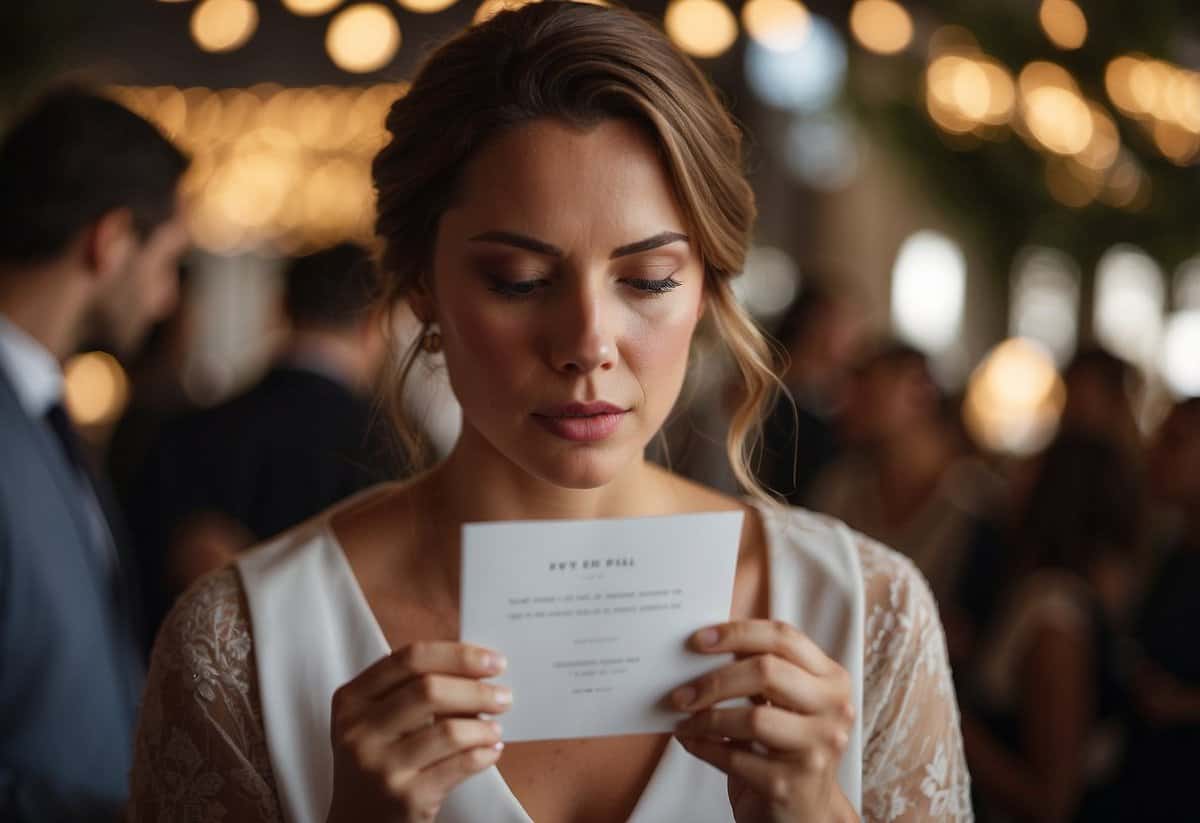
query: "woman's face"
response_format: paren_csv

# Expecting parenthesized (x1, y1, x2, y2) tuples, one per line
(427, 117, 705, 489)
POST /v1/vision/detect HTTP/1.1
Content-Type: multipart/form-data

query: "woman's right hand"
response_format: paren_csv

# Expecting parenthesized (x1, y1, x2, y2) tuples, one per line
(326, 641, 512, 823)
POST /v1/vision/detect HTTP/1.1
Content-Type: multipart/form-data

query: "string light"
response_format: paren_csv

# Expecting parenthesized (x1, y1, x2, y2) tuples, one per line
(1038, 0, 1087, 50)
(849, 0, 913, 56)
(397, 0, 459, 12)
(282, 0, 343, 14)
(325, 4, 401, 73)
(664, 0, 738, 59)
(190, 0, 259, 53)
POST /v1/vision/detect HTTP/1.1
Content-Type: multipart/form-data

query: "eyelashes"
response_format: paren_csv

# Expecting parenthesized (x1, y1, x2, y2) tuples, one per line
(487, 275, 683, 299)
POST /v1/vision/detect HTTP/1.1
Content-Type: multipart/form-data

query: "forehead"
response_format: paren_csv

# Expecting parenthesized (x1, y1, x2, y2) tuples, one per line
(445, 118, 687, 241)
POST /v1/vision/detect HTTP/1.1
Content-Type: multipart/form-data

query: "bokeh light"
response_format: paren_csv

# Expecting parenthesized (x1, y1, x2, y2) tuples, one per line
(891, 230, 966, 354)
(474, 0, 539, 24)
(664, 0, 739, 59)
(1038, 0, 1087, 50)
(282, 0, 344, 15)
(1161, 311, 1200, 397)
(963, 338, 1066, 456)
(741, 0, 809, 53)
(1009, 247, 1080, 364)
(398, 0, 459, 13)
(190, 0, 259, 53)
(63, 352, 130, 427)
(733, 246, 800, 317)
(745, 15, 846, 112)
(1094, 244, 1165, 369)
(849, 0, 913, 56)
(326, 3, 401, 73)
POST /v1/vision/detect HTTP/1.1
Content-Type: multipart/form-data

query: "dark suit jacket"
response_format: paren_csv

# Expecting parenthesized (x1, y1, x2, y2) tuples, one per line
(127, 365, 396, 641)
(0, 368, 143, 822)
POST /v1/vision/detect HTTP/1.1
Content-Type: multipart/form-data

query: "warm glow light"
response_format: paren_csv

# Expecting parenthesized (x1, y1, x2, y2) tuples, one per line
(1038, 0, 1086, 50)
(1076, 104, 1120, 171)
(928, 25, 978, 57)
(1153, 119, 1200, 164)
(283, 0, 343, 14)
(474, 0, 538, 23)
(64, 352, 130, 427)
(1023, 86, 1093, 155)
(742, 0, 809, 53)
(963, 338, 1065, 456)
(1018, 61, 1076, 96)
(1105, 55, 1142, 115)
(848, 0, 912, 56)
(398, 0, 459, 12)
(664, 0, 738, 59)
(190, 0, 259, 53)
(326, 4, 400, 73)
(1044, 159, 1097, 208)
(927, 55, 1012, 132)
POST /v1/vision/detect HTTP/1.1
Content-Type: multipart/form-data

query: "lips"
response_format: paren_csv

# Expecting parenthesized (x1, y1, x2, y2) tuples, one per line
(532, 402, 629, 442)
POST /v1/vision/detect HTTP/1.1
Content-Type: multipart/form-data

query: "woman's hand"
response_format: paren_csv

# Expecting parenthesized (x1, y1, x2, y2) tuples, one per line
(326, 641, 512, 823)
(671, 620, 857, 823)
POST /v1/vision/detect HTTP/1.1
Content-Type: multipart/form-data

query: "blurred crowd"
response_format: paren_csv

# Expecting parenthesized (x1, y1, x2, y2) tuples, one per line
(742, 285, 1200, 822)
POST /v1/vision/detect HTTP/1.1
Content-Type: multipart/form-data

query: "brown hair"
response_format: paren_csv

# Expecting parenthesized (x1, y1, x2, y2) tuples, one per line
(372, 0, 777, 497)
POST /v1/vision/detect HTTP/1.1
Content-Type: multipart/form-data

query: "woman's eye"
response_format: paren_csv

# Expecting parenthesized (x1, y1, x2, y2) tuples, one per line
(488, 278, 547, 298)
(624, 276, 682, 295)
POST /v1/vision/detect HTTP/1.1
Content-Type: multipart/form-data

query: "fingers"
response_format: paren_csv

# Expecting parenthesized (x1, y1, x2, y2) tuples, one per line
(689, 620, 835, 675)
(677, 706, 850, 758)
(671, 654, 850, 715)
(388, 718, 504, 777)
(367, 674, 513, 740)
(332, 642, 505, 731)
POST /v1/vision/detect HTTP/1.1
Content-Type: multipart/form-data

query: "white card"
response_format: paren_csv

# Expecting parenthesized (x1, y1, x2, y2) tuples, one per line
(460, 510, 743, 742)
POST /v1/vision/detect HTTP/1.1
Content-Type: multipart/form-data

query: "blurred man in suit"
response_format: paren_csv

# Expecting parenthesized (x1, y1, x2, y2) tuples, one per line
(0, 88, 190, 821)
(127, 243, 397, 640)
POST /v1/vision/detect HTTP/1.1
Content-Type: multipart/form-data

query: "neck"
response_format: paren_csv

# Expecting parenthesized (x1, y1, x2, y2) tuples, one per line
(0, 265, 90, 364)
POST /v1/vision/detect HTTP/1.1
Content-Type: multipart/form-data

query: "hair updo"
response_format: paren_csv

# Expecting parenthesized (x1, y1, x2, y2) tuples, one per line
(373, 0, 776, 497)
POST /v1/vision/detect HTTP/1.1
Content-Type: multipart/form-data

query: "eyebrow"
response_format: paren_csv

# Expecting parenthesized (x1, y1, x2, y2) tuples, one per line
(467, 230, 689, 260)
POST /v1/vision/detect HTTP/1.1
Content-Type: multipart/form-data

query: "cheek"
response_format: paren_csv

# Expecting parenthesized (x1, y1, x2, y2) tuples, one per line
(623, 302, 699, 395)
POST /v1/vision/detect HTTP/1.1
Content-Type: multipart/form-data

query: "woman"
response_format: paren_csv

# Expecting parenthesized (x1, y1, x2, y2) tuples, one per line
(128, 4, 969, 821)
(961, 433, 1143, 822)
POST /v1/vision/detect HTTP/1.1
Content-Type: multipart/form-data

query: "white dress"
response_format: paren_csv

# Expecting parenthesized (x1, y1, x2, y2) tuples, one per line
(129, 499, 972, 822)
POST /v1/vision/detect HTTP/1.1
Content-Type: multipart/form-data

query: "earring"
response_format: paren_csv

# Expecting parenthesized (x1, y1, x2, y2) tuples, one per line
(420, 327, 442, 354)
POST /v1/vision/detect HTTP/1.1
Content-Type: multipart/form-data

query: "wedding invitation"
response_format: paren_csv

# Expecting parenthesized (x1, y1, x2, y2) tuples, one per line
(459, 510, 743, 742)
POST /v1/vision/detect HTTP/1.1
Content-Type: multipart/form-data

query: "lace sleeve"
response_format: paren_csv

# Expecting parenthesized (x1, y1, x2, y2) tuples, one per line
(128, 568, 284, 823)
(857, 538, 973, 822)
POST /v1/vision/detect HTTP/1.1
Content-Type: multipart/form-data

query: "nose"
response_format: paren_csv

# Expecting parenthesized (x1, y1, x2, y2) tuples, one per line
(548, 286, 617, 375)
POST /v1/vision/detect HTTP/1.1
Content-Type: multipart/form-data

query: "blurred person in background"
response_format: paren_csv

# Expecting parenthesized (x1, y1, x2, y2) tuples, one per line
(808, 341, 1001, 608)
(0, 87, 189, 821)
(125, 242, 397, 643)
(961, 432, 1144, 823)
(1059, 346, 1143, 460)
(1118, 397, 1200, 819)
(755, 279, 864, 505)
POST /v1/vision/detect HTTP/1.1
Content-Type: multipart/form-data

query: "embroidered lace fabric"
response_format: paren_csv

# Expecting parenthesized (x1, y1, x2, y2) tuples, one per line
(128, 535, 971, 822)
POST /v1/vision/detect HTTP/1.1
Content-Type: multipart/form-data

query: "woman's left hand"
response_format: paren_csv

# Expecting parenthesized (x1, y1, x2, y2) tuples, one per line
(672, 620, 858, 823)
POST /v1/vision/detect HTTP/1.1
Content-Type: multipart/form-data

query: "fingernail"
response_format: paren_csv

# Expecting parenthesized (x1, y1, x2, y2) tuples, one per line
(695, 628, 720, 648)
(492, 742, 505, 752)
(481, 652, 506, 673)
(672, 686, 696, 708)
(493, 687, 513, 706)
(489, 721, 502, 737)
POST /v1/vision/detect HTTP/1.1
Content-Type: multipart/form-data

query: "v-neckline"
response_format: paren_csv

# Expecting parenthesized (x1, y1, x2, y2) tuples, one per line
(321, 499, 781, 823)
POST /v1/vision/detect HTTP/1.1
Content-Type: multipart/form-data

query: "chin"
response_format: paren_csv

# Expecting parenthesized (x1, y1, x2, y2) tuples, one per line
(522, 443, 635, 491)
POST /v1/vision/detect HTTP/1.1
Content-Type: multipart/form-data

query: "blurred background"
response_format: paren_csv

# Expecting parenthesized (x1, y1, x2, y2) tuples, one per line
(4, 1, 1200, 819)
